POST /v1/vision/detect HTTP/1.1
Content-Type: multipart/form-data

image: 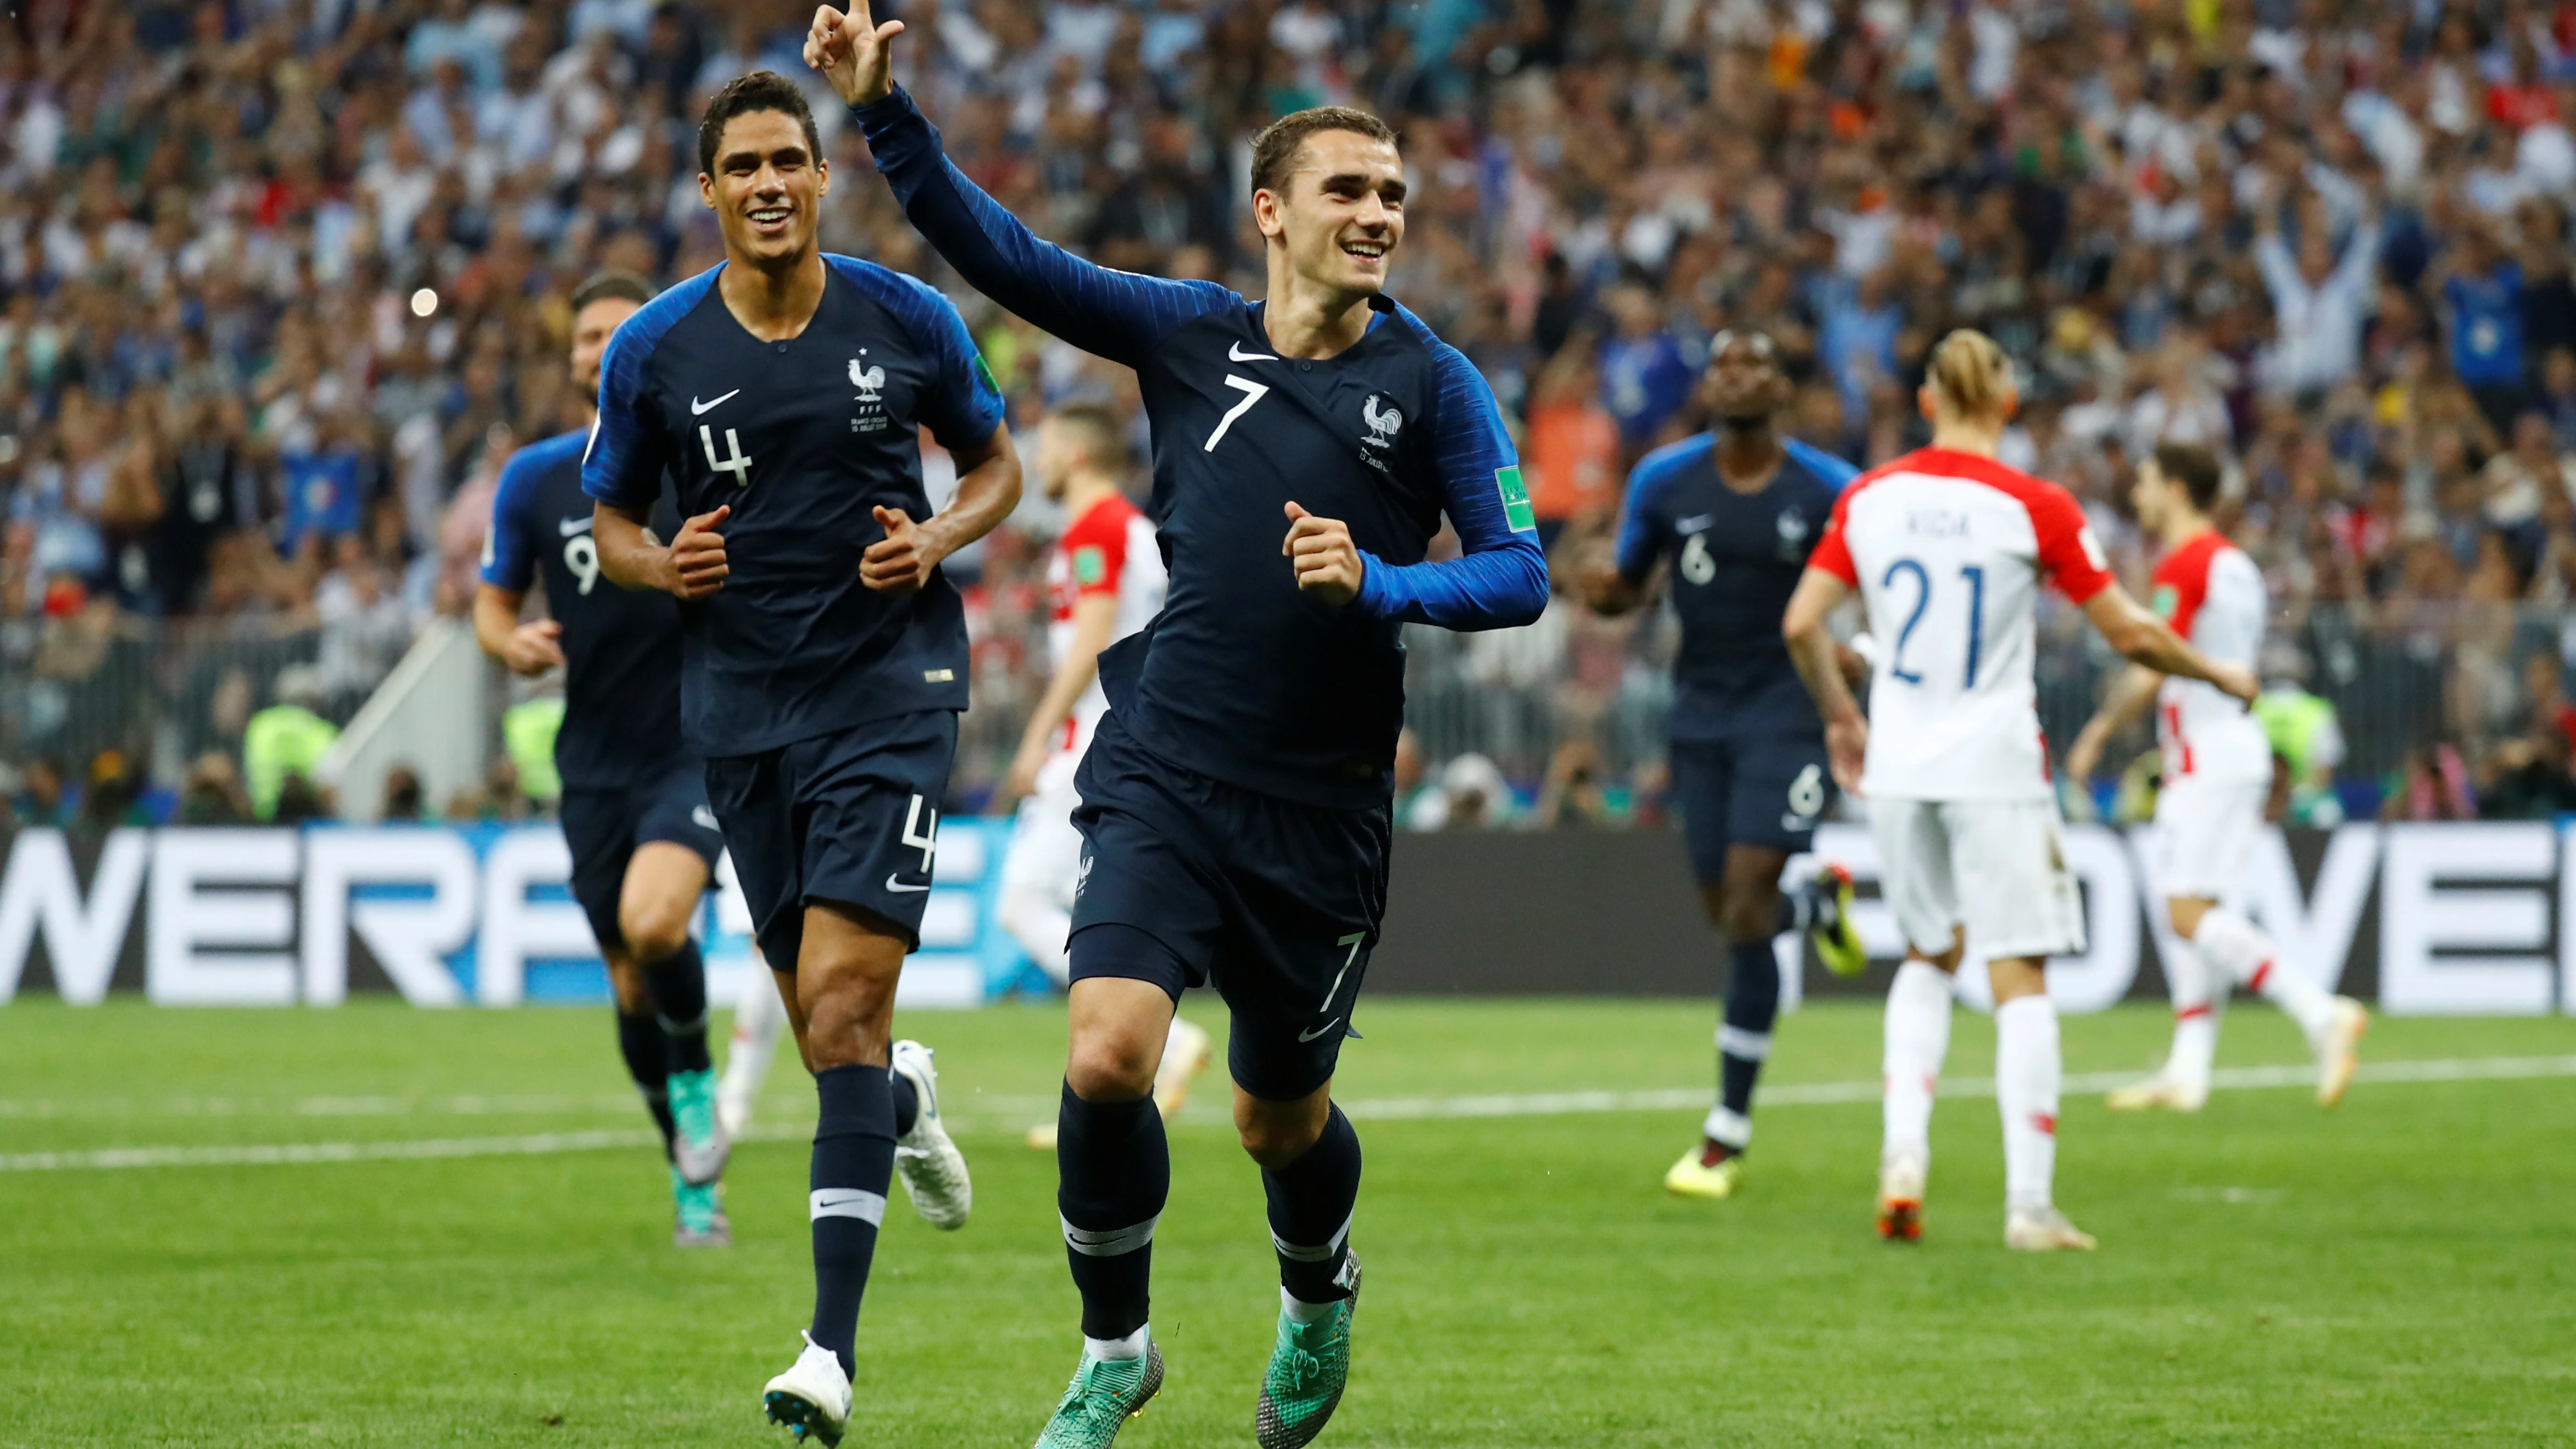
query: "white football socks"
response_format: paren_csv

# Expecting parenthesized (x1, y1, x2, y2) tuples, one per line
(1994, 995, 2062, 1213)
(2193, 907, 2336, 1046)
(2162, 937, 2218, 1090)
(1085, 1324, 1150, 1362)
(1881, 959, 1953, 1169)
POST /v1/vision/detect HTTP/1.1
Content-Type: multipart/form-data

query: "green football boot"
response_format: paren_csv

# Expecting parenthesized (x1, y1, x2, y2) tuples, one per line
(671, 1168, 729, 1248)
(1255, 1254, 1361, 1449)
(1804, 863, 1868, 978)
(1034, 1341, 1164, 1449)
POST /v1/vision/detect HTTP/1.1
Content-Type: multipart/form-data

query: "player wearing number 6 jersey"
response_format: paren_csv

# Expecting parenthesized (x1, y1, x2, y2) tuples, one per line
(581, 72, 1021, 1446)
(2064, 444, 2367, 1116)
(1578, 330, 1868, 1202)
(476, 271, 732, 1249)
(1783, 331, 2258, 1253)
(808, 5, 1548, 1444)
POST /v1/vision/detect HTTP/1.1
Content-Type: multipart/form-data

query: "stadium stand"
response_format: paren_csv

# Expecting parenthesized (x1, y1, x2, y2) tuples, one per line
(4, 0, 2576, 827)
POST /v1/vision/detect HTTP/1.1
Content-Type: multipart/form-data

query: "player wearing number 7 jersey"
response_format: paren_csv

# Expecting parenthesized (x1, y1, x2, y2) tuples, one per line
(808, 5, 1548, 1445)
(1783, 331, 2258, 1253)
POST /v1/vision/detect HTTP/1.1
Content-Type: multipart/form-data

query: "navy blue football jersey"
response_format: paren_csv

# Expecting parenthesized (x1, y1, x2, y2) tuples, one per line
(860, 86, 1548, 809)
(580, 257, 1006, 757)
(1615, 435, 1857, 742)
(481, 428, 691, 787)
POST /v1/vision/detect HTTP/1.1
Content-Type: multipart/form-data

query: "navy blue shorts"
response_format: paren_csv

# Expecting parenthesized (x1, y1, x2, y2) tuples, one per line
(1670, 733, 1834, 884)
(1068, 715, 1389, 1102)
(703, 710, 958, 969)
(558, 756, 724, 952)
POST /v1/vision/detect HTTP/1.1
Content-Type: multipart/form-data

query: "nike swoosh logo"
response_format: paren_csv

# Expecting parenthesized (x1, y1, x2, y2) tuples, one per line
(692, 806, 719, 831)
(1298, 1019, 1340, 1043)
(1228, 342, 1278, 362)
(691, 389, 741, 415)
(558, 516, 593, 536)
(886, 874, 930, 894)
(1676, 514, 1714, 533)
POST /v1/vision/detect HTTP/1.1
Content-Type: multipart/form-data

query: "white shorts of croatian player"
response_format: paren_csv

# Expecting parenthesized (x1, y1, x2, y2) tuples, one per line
(1870, 797, 2086, 962)
(2152, 775, 2268, 902)
(998, 767, 1087, 986)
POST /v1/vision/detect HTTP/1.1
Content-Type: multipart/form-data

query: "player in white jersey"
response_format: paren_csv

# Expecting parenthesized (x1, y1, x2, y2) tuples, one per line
(994, 404, 1211, 1149)
(1783, 332, 2260, 1252)
(2065, 443, 2367, 1114)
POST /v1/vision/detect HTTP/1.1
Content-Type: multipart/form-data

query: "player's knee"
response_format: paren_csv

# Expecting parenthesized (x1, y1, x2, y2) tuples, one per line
(619, 898, 693, 965)
(1236, 1109, 1325, 1169)
(1065, 1021, 1159, 1101)
(1715, 887, 1778, 943)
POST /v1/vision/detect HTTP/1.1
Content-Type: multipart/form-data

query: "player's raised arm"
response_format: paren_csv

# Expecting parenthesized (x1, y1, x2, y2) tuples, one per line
(806, 4, 1228, 366)
(1336, 342, 1548, 629)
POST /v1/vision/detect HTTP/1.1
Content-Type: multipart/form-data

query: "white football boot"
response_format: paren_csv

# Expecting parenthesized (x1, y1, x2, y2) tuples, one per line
(763, 1331, 852, 1446)
(890, 1039, 972, 1230)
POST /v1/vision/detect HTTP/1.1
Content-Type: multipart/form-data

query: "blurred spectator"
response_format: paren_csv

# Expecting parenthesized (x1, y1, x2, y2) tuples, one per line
(175, 751, 254, 826)
(381, 763, 428, 822)
(244, 665, 341, 821)
(78, 749, 147, 829)
(9, 756, 67, 828)
(1403, 752, 1515, 832)
(272, 771, 333, 826)
(445, 757, 532, 822)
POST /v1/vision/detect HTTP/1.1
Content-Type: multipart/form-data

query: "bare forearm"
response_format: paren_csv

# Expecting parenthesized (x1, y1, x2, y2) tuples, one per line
(920, 450, 1022, 565)
(2091, 664, 2163, 736)
(1788, 622, 1863, 728)
(592, 503, 670, 592)
(471, 586, 524, 659)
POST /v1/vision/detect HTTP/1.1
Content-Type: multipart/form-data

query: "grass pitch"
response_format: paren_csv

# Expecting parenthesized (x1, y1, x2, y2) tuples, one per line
(2, 997, 2571, 1447)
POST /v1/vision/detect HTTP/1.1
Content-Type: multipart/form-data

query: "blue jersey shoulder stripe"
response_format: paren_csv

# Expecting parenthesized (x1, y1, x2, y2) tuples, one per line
(1614, 433, 1717, 579)
(821, 253, 1007, 449)
(581, 267, 721, 507)
(1784, 436, 1861, 491)
(483, 427, 591, 591)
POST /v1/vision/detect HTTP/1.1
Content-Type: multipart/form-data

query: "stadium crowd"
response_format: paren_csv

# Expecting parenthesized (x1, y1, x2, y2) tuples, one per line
(4, 0, 2576, 829)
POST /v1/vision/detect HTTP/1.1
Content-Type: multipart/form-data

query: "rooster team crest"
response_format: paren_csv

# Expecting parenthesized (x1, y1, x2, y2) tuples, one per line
(848, 350, 891, 433)
(1361, 394, 1402, 448)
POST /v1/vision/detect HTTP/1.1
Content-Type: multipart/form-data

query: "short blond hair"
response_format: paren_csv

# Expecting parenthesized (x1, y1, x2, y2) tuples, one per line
(1925, 329, 2013, 421)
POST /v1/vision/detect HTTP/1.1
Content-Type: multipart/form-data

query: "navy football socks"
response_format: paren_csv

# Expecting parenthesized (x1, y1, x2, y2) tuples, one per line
(1262, 1104, 1362, 1305)
(615, 1011, 677, 1152)
(1715, 939, 1782, 1150)
(1056, 1081, 1168, 1342)
(809, 1065, 898, 1378)
(640, 940, 713, 1075)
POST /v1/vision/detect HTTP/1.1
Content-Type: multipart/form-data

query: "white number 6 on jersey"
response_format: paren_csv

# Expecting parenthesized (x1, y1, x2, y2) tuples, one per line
(1679, 532, 1716, 586)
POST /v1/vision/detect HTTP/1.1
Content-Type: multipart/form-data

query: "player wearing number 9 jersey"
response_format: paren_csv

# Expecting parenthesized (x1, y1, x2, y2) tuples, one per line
(808, 5, 1547, 1443)
(476, 271, 732, 1250)
(1783, 330, 2257, 1254)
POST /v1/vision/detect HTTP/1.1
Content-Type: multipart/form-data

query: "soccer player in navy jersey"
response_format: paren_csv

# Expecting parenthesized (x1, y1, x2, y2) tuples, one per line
(475, 271, 733, 1248)
(1577, 331, 1871, 1202)
(807, 9, 1549, 1446)
(580, 71, 1021, 1446)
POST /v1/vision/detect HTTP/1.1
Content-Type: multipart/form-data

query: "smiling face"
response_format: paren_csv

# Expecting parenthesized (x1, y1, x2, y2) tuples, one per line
(699, 108, 827, 268)
(1256, 127, 1406, 300)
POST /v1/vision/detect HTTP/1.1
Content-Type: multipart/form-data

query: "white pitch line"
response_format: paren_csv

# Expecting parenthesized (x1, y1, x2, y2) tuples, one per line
(4, 1055, 2572, 1174)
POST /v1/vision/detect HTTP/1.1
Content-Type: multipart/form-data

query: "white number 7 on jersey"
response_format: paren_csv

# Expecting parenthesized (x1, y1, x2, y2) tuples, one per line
(1203, 374, 1270, 453)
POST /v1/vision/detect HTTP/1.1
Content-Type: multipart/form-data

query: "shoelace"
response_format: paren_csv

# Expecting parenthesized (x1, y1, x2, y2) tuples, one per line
(1054, 1362, 1138, 1434)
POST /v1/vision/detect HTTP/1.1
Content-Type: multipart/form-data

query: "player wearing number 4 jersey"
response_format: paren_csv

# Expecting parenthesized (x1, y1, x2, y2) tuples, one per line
(476, 272, 733, 1249)
(1579, 330, 1868, 1202)
(809, 5, 1548, 1445)
(582, 72, 1022, 1446)
(1784, 332, 2260, 1253)
(2065, 444, 2367, 1116)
